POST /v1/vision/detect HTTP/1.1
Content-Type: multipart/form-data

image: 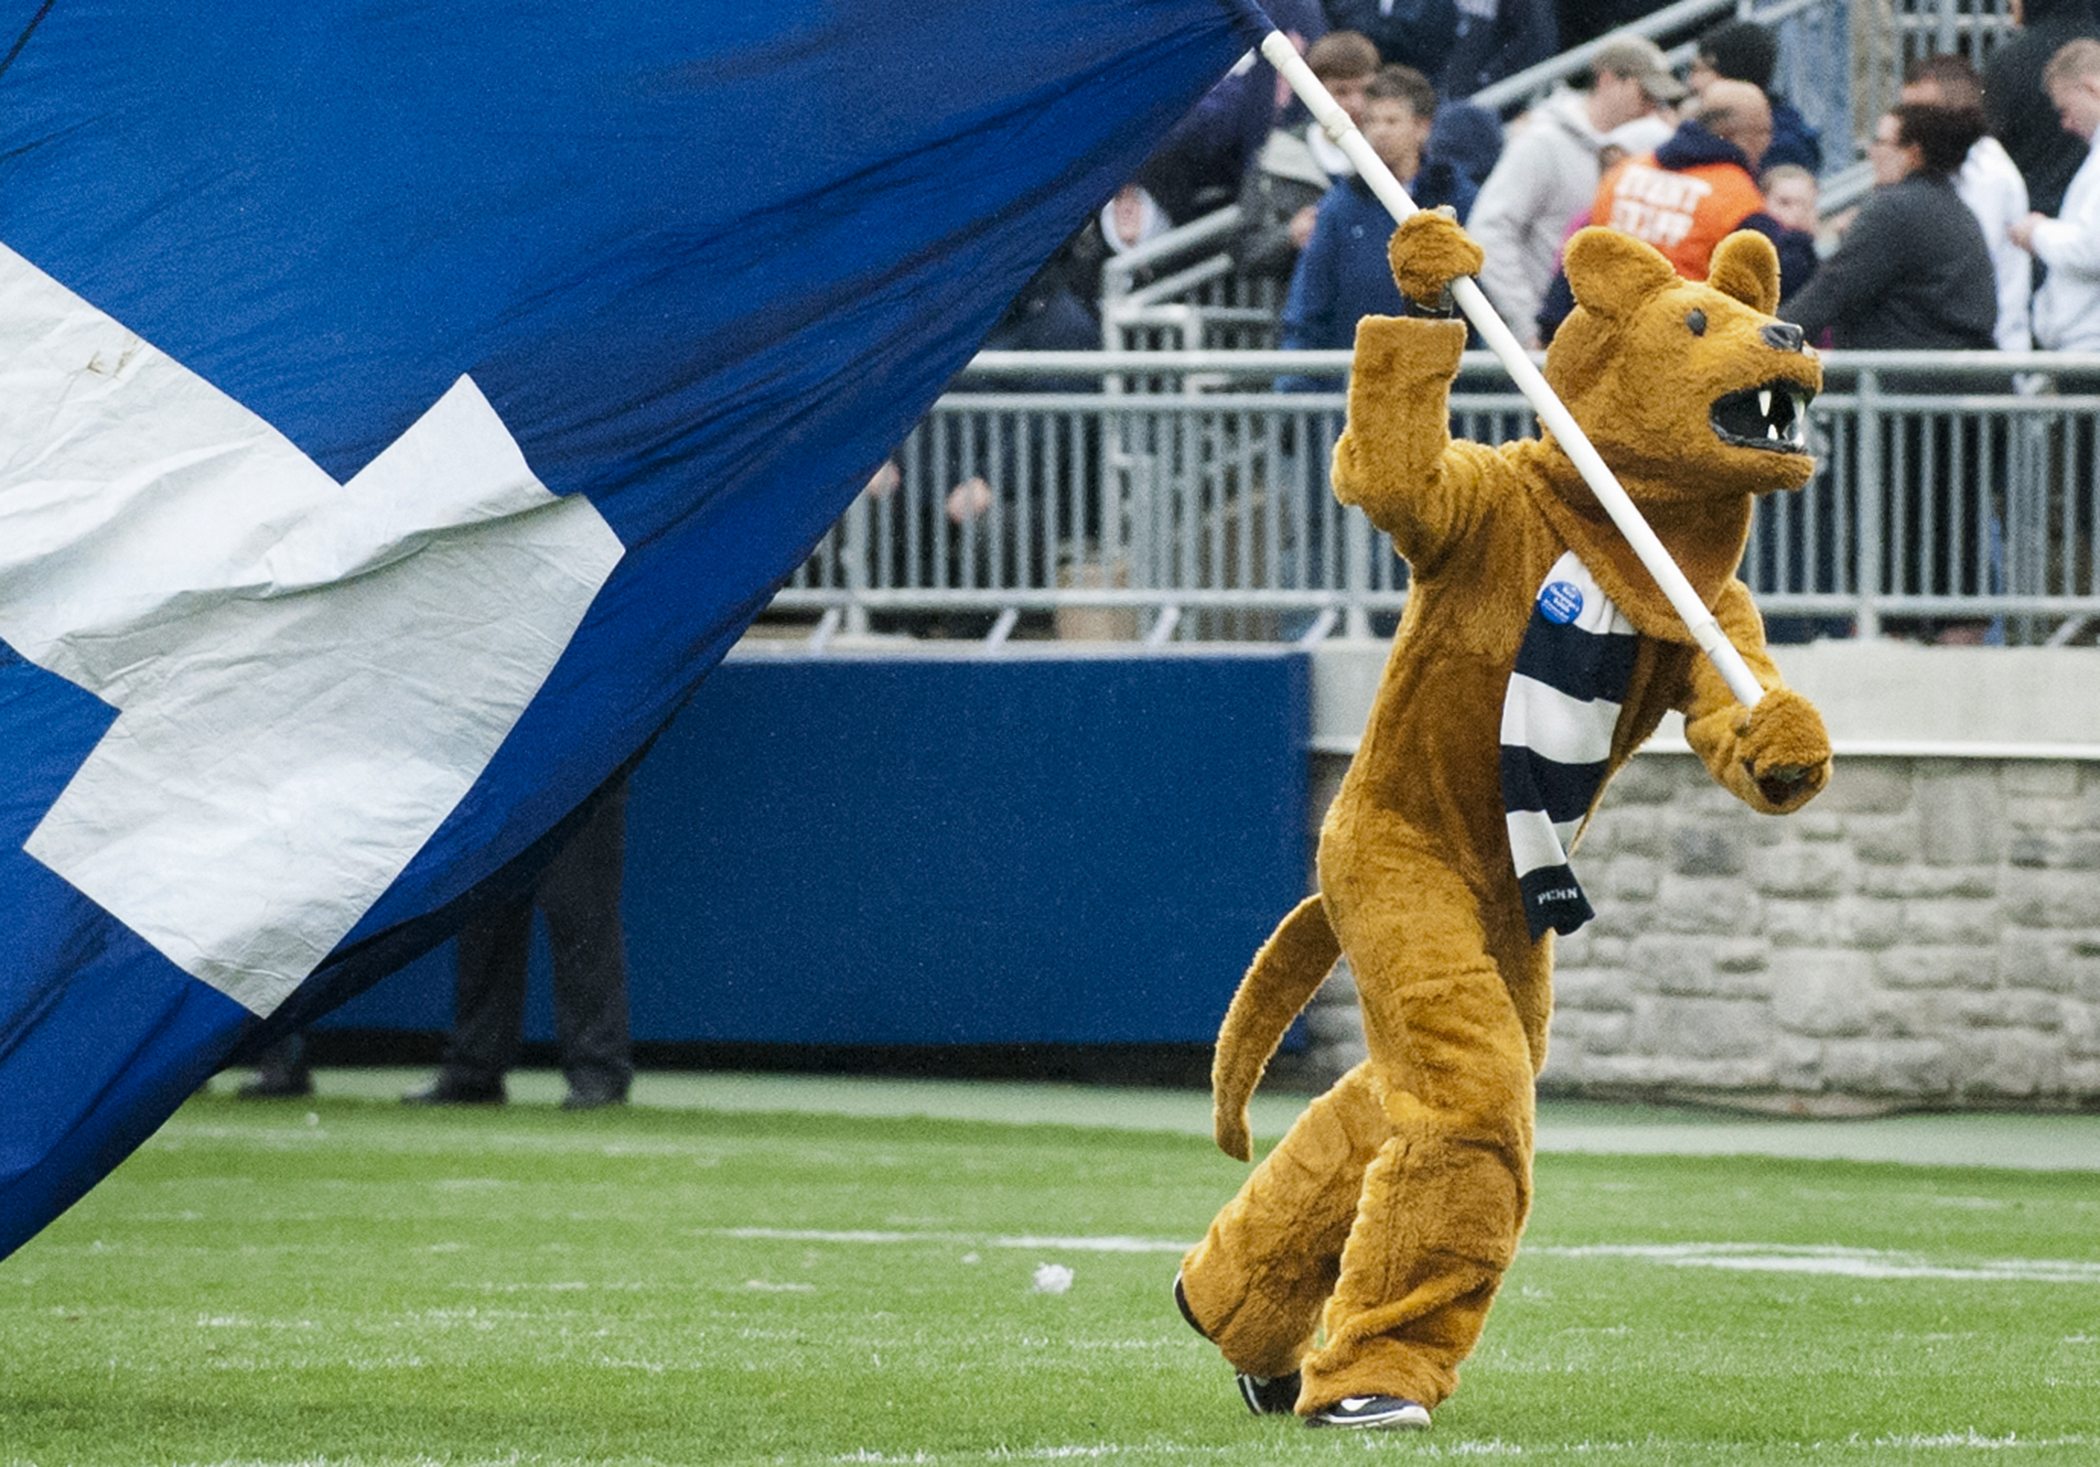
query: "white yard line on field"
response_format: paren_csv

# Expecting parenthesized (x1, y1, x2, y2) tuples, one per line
(710, 1226, 1191, 1253)
(709, 1227, 2100, 1284)
(1532, 1241, 2100, 1283)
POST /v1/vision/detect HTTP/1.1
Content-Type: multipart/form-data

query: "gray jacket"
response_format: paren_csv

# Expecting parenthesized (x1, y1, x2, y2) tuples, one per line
(1467, 89, 1669, 342)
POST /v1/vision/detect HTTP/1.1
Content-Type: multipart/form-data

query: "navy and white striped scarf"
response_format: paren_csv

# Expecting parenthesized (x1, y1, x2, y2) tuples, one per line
(1500, 550, 1639, 940)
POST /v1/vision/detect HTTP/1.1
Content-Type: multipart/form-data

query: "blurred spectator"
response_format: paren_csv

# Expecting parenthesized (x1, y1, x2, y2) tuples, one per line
(1137, 0, 1330, 225)
(1440, 0, 1557, 100)
(1759, 162, 1820, 233)
(1750, 158, 1839, 642)
(1426, 99, 1506, 187)
(1687, 19, 1823, 175)
(1783, 104, 1999, 645)
(1276, 63, 1466, 630)
(236, 1030, 311, 1099)
(404, 773, 633, 1111)
(1984, 0, 2100, 218)
(1136, 1, 1334, 227)
(1101, 182, 1170, 257)
(2011, 38, 2100, 351)
(1138, 58, 1273, 225)
(1782, 105, 1995, 348)
(1904, 53, 2034, 351)
(1305, 28, 1379, 179)
(938, 219, 1107, 528)
(1542, 80, 1812, 339)
(1324, 0, 1462, 88)
(1282, 65, 1478, 356)
(1233, 30, 1380, 282)
(1467, 35, 1680, 345)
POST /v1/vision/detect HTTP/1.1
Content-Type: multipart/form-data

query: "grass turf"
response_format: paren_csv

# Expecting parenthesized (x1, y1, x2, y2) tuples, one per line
(3, 1089, 2099, 1465)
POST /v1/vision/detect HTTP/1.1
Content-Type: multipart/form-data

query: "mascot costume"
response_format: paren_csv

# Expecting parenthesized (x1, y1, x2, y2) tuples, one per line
(1173, 211, 1833, 1430)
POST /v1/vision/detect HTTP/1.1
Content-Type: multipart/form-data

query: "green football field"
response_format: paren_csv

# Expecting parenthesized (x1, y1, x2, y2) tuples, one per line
(4, 1071, 2099, 1466)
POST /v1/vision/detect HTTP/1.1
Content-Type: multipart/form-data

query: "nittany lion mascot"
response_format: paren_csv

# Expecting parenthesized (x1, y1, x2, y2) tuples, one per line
(1173, 212, 1832, 1431)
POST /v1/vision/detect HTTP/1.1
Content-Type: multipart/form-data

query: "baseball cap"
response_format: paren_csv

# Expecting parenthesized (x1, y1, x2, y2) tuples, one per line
(1592, 35, 1689, 104)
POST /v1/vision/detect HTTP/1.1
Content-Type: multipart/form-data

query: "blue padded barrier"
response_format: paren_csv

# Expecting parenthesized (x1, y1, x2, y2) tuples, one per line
(318, 649, 1310, 1045)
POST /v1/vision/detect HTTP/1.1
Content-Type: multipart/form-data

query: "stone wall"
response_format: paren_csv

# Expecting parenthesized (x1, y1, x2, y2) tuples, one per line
(1296, 748, 2100, 1114)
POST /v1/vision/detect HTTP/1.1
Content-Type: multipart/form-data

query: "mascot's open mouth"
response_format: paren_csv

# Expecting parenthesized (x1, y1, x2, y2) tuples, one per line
(1711, 381, 1813, 452)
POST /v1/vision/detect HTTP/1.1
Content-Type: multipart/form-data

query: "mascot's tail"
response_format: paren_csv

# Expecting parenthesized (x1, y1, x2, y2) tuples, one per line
(1212, 893, 1340, 1162)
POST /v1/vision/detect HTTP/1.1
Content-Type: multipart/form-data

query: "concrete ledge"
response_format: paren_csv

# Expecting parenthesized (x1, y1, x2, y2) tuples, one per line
(1312, 639, 2100, 758)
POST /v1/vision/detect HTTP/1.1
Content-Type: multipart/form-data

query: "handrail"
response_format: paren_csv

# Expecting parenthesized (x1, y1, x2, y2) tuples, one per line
(1115, 252, 1238, 312)
(1467, 0, 1874, 114)
(1098, 205, 1242, 301)
(959, 348, 2100, 379)
(1466, 0, 1739, 113)
(1814, 159, 1876, 219)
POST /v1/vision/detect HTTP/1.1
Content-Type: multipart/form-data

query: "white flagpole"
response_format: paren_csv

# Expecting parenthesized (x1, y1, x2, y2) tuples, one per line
(1259, 32, 1769, 709)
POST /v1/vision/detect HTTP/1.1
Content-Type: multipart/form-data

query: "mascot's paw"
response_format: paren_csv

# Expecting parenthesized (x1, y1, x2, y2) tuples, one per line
(1387, 208, 1483, 311)
(1735, 687, 1831, 810)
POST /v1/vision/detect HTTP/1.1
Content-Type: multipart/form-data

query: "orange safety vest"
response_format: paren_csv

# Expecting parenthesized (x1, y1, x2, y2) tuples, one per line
(1591, 155, 1766, 282)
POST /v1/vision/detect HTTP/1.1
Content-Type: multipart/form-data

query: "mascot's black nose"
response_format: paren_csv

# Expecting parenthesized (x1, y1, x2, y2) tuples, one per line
(1760, 321, 1806, 353)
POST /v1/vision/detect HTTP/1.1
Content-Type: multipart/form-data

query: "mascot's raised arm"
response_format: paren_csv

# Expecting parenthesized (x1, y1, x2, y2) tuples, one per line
(1172, 209, 1832, 1432)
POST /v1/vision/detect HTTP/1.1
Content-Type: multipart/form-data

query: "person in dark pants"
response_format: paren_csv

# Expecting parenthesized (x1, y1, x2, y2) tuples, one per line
(237, 1030, 312, 1098)
(1782, 103, 1999, 642)
(403, 774, 633, 1110)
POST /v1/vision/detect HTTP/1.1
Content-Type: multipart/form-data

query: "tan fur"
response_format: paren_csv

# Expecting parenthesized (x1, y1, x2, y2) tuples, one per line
(1179, 218, 1831, 1416)
(1211, 893, 1339, 1162)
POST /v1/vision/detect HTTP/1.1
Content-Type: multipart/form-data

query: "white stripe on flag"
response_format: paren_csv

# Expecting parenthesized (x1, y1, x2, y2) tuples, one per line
(1500, 673, 1621, 766)
(0, 247, 624, 1015)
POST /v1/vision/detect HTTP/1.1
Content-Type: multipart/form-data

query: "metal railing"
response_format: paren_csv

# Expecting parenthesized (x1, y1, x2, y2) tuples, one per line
(773, 350, 2100, 647)
(1099, 207, 1286, 354)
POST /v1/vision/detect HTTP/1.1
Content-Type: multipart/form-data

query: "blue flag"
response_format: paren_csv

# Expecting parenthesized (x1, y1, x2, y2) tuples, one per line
(0, 0, 1256, 1258)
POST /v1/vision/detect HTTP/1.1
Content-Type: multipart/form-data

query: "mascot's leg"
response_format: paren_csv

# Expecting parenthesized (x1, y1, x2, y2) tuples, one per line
(1177, 1060, 1390, 1383)
(1300, 838, 1546, 1412)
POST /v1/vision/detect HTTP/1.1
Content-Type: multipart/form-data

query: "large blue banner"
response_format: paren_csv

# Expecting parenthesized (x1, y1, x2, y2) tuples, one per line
(0, 0, 1251, 1258)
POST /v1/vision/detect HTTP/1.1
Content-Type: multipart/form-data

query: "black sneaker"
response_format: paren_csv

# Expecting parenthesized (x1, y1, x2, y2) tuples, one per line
(1173, 1273, 1302, 1417)
(558, 1083, 628, 1112)
(1236, 1370, 1303, 1416)
(400, 1076, 505, 1106)
(236, 1066, 313, 1099)
(1306, 1395, 1431, 1430)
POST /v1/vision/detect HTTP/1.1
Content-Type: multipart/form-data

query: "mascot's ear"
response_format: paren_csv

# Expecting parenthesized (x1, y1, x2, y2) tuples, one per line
(1564, 226, 1678, 319)
(1707, 230, 1781, 315)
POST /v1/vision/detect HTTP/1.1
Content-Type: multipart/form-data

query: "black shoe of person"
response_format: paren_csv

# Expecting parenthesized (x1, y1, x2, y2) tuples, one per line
(400, 1075, 505, 1106)
(236, 1066, 313, 1099)
(1174, 1272, 1302, 1416)
(558, 1082, 628, 1112)
(1305, 1395, 1431, 1430)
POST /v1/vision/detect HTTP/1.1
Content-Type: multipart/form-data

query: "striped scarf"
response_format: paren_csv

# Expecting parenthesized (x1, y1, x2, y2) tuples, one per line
(1500, 550, 1638, 940)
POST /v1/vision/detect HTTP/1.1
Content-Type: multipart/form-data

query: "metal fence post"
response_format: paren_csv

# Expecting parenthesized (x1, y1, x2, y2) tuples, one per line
(842, 486, 871, 637)
(1856, 367, 1884, 640)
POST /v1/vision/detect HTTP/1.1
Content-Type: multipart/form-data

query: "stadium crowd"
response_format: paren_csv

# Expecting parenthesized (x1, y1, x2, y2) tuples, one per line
(1001, 1, 2100, 373)
(901, 1, 2100, 647)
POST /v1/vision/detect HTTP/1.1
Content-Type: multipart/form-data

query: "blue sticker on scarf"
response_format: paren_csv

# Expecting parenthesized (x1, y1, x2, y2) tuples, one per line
(1538, 581, 1584, 625)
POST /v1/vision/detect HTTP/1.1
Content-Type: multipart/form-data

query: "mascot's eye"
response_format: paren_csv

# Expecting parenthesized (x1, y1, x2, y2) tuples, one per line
(1686, 309, 1708, 336)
